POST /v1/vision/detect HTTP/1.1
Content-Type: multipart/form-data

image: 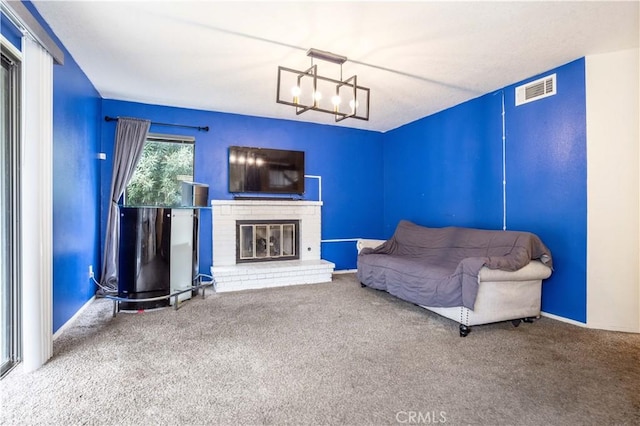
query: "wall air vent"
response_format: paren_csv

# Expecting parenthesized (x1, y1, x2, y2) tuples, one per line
(515, 73, 557, 106)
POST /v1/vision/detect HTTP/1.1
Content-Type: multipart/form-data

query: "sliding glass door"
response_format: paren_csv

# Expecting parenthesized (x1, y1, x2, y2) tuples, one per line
(1, 48, 21, 378)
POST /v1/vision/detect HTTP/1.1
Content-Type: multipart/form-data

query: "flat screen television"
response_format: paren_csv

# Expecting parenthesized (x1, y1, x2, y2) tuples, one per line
(228, 146, 305, 195)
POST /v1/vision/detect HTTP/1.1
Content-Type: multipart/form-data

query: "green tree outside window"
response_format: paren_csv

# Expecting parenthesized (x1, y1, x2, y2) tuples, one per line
(125, 135, 194, 206)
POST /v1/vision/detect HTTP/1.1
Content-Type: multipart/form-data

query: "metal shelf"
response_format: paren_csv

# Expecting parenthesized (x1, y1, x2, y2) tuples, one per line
(102, 278, 215, 317)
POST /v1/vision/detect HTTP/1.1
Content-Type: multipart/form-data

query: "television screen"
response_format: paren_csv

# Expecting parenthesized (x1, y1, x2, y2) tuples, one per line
(228, 146, 305, 195)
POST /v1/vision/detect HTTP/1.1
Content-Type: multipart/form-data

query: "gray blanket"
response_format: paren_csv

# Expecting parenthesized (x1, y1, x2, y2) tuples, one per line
(356, 220, 553, 310)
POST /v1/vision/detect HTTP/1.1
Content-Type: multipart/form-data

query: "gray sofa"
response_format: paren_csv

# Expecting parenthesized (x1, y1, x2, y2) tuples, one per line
(357, 220, 553, 336)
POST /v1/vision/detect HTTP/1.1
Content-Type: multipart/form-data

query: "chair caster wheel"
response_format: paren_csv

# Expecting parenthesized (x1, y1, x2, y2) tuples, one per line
(459, 324, 471, 337)
(511, 319, 522, 327)
(360, 282, 367, 288)
(523, 317, 536, 323)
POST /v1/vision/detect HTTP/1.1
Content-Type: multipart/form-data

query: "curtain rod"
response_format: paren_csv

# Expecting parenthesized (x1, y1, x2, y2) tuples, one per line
(104, 116, 209, 132)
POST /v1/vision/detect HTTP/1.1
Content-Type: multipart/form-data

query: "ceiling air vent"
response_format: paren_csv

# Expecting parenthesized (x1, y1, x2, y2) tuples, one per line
(515, 73, 557, 106)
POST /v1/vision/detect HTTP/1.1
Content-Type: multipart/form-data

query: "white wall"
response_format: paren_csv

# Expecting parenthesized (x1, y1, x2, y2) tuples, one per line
(586, 48, 640, 332)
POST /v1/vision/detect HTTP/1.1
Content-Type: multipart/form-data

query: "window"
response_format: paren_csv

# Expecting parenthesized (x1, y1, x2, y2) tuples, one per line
(1, 48, 22, 378)
(124, 133, 195, 206)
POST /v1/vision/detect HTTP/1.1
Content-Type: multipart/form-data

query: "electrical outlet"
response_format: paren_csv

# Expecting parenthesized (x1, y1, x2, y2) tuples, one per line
(88, 265, 94, 279)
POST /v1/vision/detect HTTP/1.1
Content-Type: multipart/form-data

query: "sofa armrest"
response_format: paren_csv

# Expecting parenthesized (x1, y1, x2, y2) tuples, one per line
(478, 260, 552, 282)
(356, 239, 387, 254)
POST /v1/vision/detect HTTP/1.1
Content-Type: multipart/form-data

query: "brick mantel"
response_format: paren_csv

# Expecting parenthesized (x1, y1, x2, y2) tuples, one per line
(211, 200, 323, 266)
(210, 199, 334, 292)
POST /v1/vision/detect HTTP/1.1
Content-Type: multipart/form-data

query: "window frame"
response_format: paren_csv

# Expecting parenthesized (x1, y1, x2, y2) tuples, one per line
(1, 44, 23, 379)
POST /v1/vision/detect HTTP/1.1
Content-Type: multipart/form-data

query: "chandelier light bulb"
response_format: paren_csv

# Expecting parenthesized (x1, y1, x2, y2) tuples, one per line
(332, 95, 341, 113)
(312, 91, 322, 107)
(291, 86, 301, 104)
(349, 99, 360, 111)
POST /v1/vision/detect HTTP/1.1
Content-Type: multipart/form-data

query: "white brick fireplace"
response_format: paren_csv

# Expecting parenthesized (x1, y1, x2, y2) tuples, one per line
(210, 200, 335, 292)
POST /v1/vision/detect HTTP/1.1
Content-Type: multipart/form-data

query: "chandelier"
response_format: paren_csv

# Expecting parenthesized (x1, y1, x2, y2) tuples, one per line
(276, 48, 370, 122)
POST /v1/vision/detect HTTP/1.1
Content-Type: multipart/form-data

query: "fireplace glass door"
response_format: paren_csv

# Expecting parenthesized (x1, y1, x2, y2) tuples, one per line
(237, 220, 298, 262)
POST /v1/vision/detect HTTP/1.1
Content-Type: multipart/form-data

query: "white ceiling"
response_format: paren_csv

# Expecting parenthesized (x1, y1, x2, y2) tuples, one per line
(33, 1, 639, 133)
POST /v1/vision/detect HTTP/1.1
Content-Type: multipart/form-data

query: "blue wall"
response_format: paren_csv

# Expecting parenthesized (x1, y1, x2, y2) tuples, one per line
(23, 2, 102, 332)
(503, 60, 587, 322)
(1, 12, 22, 50)
(381, 59, 587, 322)
(100, 100, 385, 272)
(382, 93, 504, 233)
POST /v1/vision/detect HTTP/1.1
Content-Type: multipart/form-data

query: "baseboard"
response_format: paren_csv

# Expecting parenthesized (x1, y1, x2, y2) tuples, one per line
(53, 295, 95, 340)
(584, 322, 640, 333)
(540, 311, 587, 327)
(542, 311, 640, 333)
(333, 269, 357, 275)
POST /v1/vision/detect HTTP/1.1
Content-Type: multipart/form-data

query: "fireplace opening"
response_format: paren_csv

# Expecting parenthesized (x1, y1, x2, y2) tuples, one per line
(236, 220, 300, 263)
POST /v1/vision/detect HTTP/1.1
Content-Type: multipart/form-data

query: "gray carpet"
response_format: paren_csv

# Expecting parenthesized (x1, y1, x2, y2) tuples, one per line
(1, 273, 639, 425)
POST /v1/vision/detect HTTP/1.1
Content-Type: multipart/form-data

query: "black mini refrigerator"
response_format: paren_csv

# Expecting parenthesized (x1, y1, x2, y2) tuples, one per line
(118, 207, 198, 310)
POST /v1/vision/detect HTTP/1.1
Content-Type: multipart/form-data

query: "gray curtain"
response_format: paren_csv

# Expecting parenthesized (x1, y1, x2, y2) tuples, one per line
(100, 117, 151, 292)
